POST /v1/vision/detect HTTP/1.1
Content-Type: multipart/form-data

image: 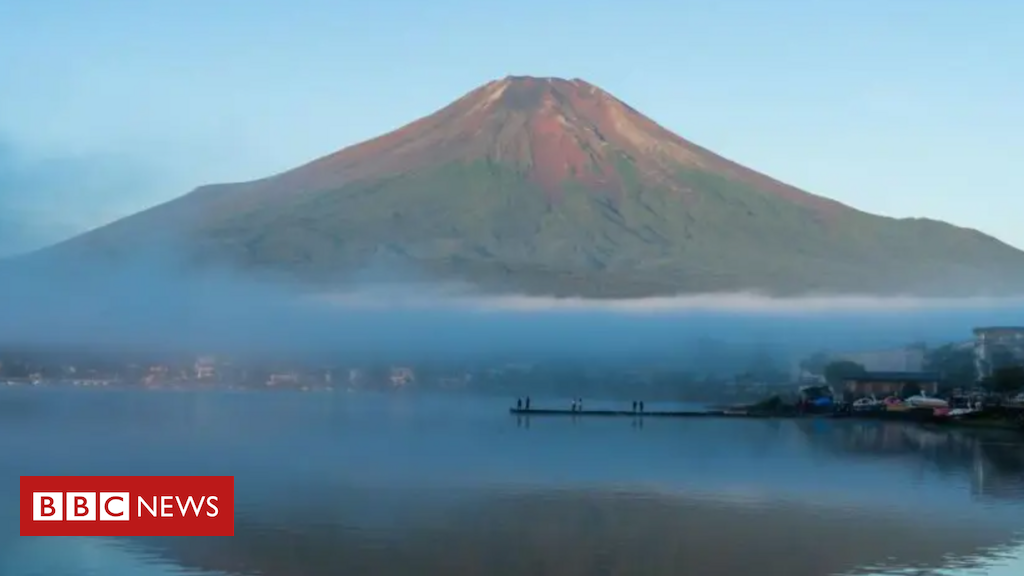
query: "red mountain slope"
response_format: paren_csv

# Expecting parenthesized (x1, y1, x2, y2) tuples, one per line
(249, 76, 843, 214)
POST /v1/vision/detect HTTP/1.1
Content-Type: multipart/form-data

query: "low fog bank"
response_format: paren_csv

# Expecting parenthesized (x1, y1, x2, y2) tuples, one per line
(317, 284, 1024, 315)
(1, 252, 1020, 365)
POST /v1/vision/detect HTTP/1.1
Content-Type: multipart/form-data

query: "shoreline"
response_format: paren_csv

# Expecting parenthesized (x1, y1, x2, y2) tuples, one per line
(509, 405, 1024, 431)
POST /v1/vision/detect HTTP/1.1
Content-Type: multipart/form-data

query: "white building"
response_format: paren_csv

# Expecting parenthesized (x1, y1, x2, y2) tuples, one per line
(973, 326, 1024, 380)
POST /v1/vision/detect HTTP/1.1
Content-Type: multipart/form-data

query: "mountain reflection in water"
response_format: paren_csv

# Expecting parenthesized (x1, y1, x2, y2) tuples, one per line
(138, 486, 1022, 576)
(1, 389, 1022, 576)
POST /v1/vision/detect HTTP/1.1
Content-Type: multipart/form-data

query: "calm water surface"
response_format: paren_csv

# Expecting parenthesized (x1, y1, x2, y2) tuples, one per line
(1, 388, 1023, 576)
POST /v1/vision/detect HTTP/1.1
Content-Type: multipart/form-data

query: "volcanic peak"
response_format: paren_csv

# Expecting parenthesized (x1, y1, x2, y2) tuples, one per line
(30, 75, 1024, 301)
(246, 75, 842, 216)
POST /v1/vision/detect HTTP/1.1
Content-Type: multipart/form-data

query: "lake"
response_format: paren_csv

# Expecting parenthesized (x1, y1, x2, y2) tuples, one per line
(1, 388, 1023, 576)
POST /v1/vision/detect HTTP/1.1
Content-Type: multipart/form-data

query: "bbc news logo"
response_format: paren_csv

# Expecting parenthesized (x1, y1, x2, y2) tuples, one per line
(20, 476, 234, 536)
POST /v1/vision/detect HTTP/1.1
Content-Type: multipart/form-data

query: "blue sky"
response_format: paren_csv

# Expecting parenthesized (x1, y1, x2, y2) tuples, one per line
(1, 0, 1022, 255)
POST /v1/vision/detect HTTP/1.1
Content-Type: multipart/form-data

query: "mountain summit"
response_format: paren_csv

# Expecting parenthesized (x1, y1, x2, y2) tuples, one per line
(36, 76, 1024, 297)
(224, 75, 840, 215)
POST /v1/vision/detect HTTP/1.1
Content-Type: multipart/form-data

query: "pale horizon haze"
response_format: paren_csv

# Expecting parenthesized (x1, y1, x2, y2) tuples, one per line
(1, 0, 1021, 256)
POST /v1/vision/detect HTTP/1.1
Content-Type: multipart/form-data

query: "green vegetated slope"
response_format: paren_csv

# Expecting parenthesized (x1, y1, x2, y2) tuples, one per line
(197, 157, 1024, 297)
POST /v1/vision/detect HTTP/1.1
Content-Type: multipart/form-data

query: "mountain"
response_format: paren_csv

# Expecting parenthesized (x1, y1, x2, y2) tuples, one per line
(30, 76, 1024, 297)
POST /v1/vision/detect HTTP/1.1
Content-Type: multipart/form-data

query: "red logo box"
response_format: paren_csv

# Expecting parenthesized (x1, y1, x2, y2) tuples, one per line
(20, 476, 234, 536)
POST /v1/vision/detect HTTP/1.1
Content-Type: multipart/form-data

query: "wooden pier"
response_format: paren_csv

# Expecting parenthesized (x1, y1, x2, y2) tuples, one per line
(509, 408, 759, 418)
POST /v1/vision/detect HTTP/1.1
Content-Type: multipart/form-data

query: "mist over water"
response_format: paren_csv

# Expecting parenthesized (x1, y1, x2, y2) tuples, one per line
(0, 247, 1020, 364)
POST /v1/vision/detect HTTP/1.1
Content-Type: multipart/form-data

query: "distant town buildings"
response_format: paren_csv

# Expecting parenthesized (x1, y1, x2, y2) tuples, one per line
(973, 326, 1024, 380)
(194, 356, 216, 380)
(143, 365, 169, 386)
(389, 367, 415, 387)
(267, 372, 299, 386)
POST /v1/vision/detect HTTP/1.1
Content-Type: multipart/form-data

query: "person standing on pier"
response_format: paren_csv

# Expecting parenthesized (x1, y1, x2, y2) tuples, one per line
(578, 398, 583, 411)
(517, 398, 522, 410)
(525, 397, 531, 410)
(639, 401, 644, 413)
(571, 398, 577, 412)
(632, 401, 637, 412)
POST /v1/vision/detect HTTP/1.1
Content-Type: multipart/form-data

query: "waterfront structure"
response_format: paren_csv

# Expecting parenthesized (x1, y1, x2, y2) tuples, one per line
(973, 327, 1024, 381)
(840, 371, 940, 400)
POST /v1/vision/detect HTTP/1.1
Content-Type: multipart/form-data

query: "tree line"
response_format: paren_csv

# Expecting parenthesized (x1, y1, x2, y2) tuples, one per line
(799, 344, 1024, 395)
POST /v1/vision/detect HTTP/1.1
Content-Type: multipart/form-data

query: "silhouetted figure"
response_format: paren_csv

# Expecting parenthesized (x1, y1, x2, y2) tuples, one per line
(525, 397, 531, 410)
(578, 398, 583, 411)
(571, 399, 577, 412)
(639, 401, 644, 413)
(632, 401, 637, 412)
(517, 398, 522, 410)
